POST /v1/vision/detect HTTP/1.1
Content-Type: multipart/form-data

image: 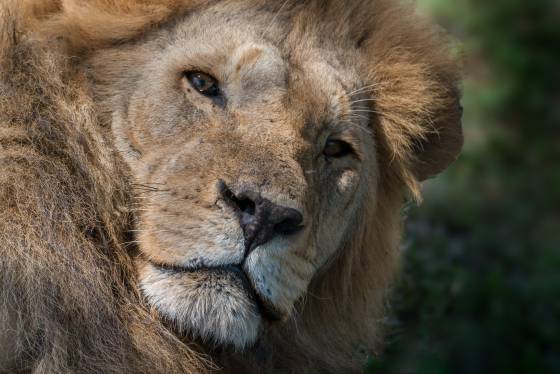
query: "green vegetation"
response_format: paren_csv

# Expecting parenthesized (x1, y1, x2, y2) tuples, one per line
(367, 0, 560, 372)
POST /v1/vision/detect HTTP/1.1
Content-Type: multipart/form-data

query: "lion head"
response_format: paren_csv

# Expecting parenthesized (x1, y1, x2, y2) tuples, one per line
(5, 0, 462, 371)
(86, 0, 462, 356)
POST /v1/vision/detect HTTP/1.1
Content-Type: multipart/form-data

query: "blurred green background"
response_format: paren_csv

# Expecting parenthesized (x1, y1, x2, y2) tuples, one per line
(367, 0, 560, 373)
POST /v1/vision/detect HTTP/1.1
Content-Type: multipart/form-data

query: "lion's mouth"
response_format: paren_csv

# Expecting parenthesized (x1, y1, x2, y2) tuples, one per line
(151, 262, 284, 322)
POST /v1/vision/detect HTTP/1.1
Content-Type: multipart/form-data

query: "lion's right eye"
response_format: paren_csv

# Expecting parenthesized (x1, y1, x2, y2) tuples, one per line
(185, 71, 221, 97)
(323, 139, 354, 159)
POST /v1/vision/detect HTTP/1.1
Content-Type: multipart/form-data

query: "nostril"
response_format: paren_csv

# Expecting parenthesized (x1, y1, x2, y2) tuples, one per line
(274, 210, 304, 235)
(274, 220, 303, 235)
(218, 180, 256, 215)
(235, 196, 256, 215)
(218, 180, 237, 207)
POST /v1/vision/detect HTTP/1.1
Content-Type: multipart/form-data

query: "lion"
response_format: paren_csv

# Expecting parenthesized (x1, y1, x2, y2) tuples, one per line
(0, 0, 462, 372)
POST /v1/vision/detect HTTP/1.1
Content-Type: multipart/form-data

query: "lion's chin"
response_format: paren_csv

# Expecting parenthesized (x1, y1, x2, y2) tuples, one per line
(139, 261, 282, 350)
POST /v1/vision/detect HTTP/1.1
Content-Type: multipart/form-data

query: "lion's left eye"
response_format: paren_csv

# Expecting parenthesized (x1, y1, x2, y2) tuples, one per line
(323, 139, 354, 158)
(185, 71, 220, 97)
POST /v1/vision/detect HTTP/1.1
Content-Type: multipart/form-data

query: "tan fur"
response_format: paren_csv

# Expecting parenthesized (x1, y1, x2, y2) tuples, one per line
(0, 1, 462, 373)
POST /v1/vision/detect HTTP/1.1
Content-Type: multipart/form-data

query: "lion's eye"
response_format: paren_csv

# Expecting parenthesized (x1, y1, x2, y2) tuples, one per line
(323, 139, 354, 158)
(185, 71, 220, 97)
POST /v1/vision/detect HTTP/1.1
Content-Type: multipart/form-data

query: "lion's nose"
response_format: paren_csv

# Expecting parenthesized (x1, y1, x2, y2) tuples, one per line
(218, 181, 304, 254)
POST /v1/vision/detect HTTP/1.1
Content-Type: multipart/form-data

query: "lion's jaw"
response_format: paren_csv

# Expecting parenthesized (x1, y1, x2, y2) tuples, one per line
(89, 7, 377, 350)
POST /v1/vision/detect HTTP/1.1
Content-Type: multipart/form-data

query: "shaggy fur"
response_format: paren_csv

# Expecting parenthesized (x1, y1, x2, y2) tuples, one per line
(0, 0, 462, 373)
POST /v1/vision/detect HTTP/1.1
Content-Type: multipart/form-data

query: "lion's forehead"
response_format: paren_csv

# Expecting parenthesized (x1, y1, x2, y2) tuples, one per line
(164, 10, 356, 134)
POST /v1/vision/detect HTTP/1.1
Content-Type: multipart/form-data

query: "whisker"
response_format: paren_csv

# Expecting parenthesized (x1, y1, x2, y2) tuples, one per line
(128, 212, 178, 219)
(134, 194, 172, 199)
(132, 182, 167, 189)
(340, 83, 380, 99)
(120, 240, 144, 246)
(128, 229, 171, 235)
(351, 109, 380, 113)
(134, 192, 172, 198)
(339, 112, 372, 123)
(348, 98, 376, 105)
(341, 111, 370, 121)
(261, 0, 292, 39)
(341, 122, 372, 134)
(305, 290, 332, 301)
(352, 109, 404, 123)
(132, 186, 170, 191)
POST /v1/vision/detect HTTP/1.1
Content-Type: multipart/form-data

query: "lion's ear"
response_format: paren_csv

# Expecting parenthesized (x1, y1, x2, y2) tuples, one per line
(348, 1, 464, 185)
(409, 88, 463, 181)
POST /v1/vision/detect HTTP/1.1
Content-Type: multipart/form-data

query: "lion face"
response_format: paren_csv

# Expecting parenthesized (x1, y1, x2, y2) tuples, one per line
(90, 6, 378, 349)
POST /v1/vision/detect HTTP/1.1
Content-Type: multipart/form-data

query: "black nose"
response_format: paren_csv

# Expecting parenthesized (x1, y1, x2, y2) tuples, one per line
(218, 181, 304, 253)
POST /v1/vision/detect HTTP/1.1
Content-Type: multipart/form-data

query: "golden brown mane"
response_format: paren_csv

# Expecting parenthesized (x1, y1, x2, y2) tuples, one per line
(1, 1, 461, 372)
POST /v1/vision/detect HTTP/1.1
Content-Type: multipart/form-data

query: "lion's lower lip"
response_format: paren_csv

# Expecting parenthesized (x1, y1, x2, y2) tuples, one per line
(152, 262, 283, 322)
(225, 265, 284, 322)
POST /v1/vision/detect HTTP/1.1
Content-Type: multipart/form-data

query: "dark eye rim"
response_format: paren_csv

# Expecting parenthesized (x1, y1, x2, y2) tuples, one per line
(323, 138, 355, 159)
(184, 71, 221, 97)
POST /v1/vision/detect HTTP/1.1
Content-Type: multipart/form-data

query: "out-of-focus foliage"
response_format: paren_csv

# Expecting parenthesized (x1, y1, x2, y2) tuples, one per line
(367, 0, 560, 373)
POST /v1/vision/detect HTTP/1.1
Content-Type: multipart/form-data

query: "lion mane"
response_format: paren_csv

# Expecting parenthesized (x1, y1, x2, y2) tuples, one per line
(0, 1, 462, 373)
